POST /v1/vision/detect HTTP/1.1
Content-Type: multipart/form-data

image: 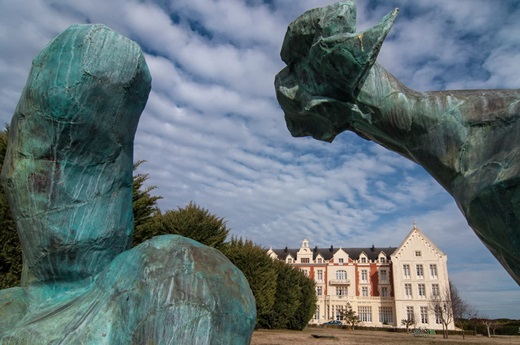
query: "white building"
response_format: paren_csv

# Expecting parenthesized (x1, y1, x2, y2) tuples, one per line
(267, 225, 455, 330)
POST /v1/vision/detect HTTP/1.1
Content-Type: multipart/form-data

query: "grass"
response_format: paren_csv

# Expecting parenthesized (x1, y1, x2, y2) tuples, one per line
(251, 328, 520, 345)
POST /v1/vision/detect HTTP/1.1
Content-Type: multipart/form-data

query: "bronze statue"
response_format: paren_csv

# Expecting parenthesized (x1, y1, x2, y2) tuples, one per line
(275, 1, 520, 285)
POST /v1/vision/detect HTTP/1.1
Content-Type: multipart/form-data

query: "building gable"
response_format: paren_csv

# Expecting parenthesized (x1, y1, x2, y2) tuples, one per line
(391, 224, 445, 261)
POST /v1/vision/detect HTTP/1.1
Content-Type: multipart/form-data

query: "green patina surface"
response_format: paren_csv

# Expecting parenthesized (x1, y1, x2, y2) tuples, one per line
(0, 24, 255, 344)
(276, 0, 520, 285)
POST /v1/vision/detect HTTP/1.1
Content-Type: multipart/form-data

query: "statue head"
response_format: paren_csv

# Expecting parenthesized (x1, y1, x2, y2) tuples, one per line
(275, 1, 398, 142)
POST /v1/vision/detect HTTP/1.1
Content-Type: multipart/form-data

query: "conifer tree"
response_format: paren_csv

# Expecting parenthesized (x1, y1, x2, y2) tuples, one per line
(0, 128, 21, 289)
(264, 260, 302, 329)
(222, 237, 278, 328)
(131, 160, 162, 245)
(139, 202, 230, 250)
(287, 268, 317, 330)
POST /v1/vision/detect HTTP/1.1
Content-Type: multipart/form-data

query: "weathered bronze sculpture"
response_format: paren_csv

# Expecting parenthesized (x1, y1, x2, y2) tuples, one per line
(275, 1, 520, 285)
(0, 24, 255, 344)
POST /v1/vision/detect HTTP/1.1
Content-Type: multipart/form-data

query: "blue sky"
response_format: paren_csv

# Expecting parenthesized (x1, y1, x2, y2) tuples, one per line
(0, 0, 519, 319)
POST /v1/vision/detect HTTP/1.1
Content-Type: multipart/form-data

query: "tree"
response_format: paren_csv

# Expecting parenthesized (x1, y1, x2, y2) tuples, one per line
(490, 320, 503, 336)
(287, 268, 317, 331)
(449, 281, 469, 324)
(340, 302, 359, 330)
(482, 318, 492, 337)
(264, 260, 301, 329)
(0, 128, 21, 289)
(140, 202, 230, 250)
(467, 305, 481, 335)
(131, 160, 162, 245)
(429, 282, 455, 339)
(222, 237, 278, 328)
(401, 317, 416, 333)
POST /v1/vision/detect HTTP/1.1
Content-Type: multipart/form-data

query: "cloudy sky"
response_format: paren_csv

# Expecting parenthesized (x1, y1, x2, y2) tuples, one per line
(0, 0, 519, 319)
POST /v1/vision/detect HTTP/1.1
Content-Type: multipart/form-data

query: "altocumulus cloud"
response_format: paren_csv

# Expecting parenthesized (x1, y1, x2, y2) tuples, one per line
(0, 0, 518, 318)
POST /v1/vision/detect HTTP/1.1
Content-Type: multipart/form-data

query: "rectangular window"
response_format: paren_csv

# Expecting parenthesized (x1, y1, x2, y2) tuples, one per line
(415, 251, 422, 257)
(420, 306, 428, 324)
(379, 256, 386, 263)
(336, 270, 347, 280)
(316, 286, 323, 296)
(418, 284, 426, 299)
(403, 264, 410, 279)
(430, 264, 438, 279)
(431, 284, 440, 297)
(358, 306, 372, 322)
(301, 269, 309, 277)
(336, 306, 344, 321)
(380, 270, 387, 282)
(406, 306, 415, 322)
(314, 305, 320, 319)
(336, 286, 347, 296)
(338, 258, 344, 263)
(361, 270, 368, 282)
(287, 258, 292, 263)
(379, 307, 393, 324)
(361, 257, 367, 263)
(381, 287, 389, 297)
(416, 264, 424, 279)
(435, 306, 442, 324)
(405, 284, 412, 298)
(301, 258, 310, 263)
(317, 270, 323, 282)
(317, 258, 323, 263)
(362, 287, 368, 297)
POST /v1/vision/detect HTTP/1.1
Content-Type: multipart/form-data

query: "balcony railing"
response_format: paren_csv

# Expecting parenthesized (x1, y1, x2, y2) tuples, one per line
(329, 279, 351, 285)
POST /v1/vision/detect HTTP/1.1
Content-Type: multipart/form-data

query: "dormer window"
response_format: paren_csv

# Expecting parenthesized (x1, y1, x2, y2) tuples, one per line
(380, 257, 386, 263)
(338, 258, 344, 263)
(361, 257, 367, 263)
(287, 258, 293, 263)
(317, 258, 323, 263)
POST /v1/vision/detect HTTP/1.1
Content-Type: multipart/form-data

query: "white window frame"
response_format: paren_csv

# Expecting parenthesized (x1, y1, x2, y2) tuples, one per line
(416, 264, 424, 279)
(403, 264, 410, 279)
(336, 270, 347, 280)
(405, 283, 412, 299)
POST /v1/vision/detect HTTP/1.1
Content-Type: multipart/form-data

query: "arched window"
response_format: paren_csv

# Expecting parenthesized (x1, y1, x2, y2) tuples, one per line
(336, 270, 347, 280)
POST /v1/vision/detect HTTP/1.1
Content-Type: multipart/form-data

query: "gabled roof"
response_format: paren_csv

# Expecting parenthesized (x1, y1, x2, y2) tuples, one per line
(270, 246, 397, 262)
(270, 248, 298, 260)
(392, 224, 445, 258)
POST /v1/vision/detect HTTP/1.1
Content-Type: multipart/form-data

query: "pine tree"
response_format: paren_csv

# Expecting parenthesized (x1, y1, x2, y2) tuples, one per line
(141, 202, 229, 250)
(131, 160, 162, 245)
(0, 128, 21, 289)
(264, 260, 302, 329)
(287, 269, 317, 330)
(222, 237, 278, 328)
(341, 302, 360, 330)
